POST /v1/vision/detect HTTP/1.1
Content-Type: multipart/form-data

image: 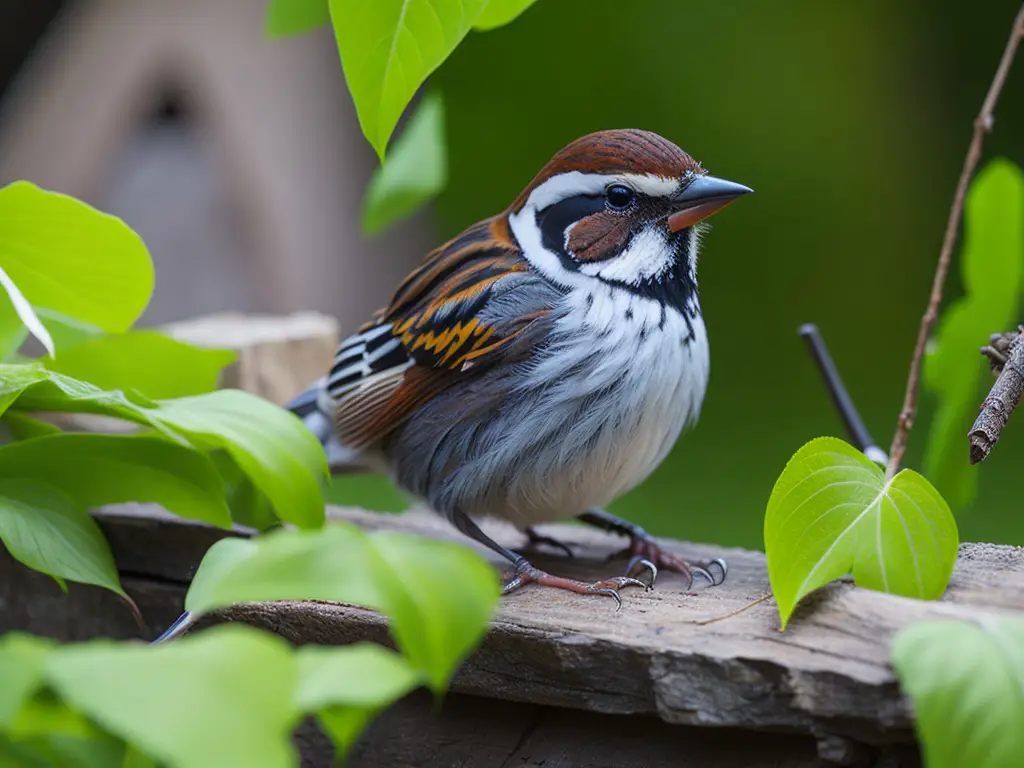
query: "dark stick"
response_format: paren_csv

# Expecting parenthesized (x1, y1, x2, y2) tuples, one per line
(885, 4, 1024, 480)
(799, 324, 888, 464)
(969, 327, 1024, 464)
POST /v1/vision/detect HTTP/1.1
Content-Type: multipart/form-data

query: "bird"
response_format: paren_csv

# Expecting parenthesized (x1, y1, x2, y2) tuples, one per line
(153, 129, 750, 643)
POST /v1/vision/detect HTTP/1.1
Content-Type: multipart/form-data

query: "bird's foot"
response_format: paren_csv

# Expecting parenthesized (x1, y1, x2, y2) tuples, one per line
(615, 536, 728, 591)
(501, 562, 649, 609)
(514, 526, 575, 558)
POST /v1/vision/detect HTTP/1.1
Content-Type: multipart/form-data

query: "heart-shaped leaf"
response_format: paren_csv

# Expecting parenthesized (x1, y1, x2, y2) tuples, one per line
(924, 159, 1024, 509)
(362, 91, 447, 235)
(329, 0, 489, 159)
(765, 437, 959, 628)
(43, 331, 236, 400)
(0, 479, 125, 598)
(0, 182, 153, 333)
(265, 0, 329, 36)
(474, 0, 541, 30)
(892, 617, 1024, 768)
(46, 625, 300, 768)
(0, 434, 231, 528)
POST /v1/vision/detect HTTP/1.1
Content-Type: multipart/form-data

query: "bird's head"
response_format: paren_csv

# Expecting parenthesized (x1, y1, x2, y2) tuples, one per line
(506, 129, 751, 308)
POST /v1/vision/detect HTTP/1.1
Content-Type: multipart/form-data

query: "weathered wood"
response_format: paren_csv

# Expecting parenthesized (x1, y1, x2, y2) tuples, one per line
(2, 504, 1019, 766)
(161, 311, 339, 405)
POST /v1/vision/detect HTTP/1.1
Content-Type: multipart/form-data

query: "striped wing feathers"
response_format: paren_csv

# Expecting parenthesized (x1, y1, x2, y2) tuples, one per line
(327, 217, 548, 448)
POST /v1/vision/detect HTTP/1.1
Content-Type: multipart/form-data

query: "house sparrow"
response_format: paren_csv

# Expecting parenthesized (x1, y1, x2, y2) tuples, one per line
(301, 129, 750, 602)
(154, 129, 750, 642)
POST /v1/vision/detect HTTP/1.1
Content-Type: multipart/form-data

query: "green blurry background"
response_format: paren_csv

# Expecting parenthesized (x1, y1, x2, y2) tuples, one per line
(339, 0, 1024, 550)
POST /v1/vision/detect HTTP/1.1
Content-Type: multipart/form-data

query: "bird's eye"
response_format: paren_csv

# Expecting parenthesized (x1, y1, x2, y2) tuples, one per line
(605, 184, 635, 210)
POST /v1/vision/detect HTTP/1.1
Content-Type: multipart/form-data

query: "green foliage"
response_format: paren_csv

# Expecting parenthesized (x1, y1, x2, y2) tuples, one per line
(0, 479, 125, 598)
(473, 0, 541, 30)
(328, 0, 489, 160)
(0, 180, 327, 603)
(264, 0, 329, 36)
(892, 617, 1024, 768)
(924, 159, 1024, 510)
(184, 524, 498, 691)
(765, 437, 958, 628)
(362, 92, 447, 235)
(44, 331, 237, 400)
(0, 181, 153, 335)
(0, 520, 498, 766)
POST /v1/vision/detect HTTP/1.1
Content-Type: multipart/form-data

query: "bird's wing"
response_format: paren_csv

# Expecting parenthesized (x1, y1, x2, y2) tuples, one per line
(325, 216, 560, 449)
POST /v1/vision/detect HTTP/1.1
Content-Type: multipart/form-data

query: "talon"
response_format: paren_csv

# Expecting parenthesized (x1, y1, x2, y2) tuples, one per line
(707, 557, 728, 586)
(517, 527, 575, 558)
(625, 556, 658, 589)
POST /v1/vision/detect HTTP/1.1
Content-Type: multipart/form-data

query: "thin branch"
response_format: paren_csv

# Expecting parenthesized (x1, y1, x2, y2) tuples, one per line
(798, 324, 888, 464)
(969, 327, 1024, 463)
(885, 3, 1024, 480)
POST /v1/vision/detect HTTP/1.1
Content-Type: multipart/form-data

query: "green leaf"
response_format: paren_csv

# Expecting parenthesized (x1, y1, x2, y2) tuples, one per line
(924, 159, 1024, 509)
(209, 451, 279, 531)
(46, 625, 300, 768)
(0, 434, 231, 528)
(0, 182, 153, 332)
(0, 366, 325, 529)
(183, 526, 385, 615)
(329, 0, 489, 159)
(295, 642, 422, 711)
(0, 479, 126, 598)
(474, 0, 541, 30)
(0, 633, 54, 728)
(0, 296, 29, 362)
(265, 0, 329, 36)
(153, 391, 327, 529)
(369, 530, 498, 691)
(764, 437, 959, 628)
(362, 92, 447, 235)
(36, 308, 104, 353)
(298, 643, 421, 757)
(183, 524, 498, 690)
(1, 411, 62, 441)
(0, 266, 54, 357)
(43, 331, 236, 400)
(892, 617, 1024, 768)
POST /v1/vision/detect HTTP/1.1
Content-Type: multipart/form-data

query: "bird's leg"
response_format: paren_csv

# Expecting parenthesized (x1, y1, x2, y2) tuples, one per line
(577, 508, 728, 590)
(515, 526, 575, 558)
(451, 510, 647, 608)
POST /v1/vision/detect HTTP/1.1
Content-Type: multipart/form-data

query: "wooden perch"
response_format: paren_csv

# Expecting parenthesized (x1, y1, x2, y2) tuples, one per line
(3, 503, 1021, 767)
(971, 327, 1024, 463)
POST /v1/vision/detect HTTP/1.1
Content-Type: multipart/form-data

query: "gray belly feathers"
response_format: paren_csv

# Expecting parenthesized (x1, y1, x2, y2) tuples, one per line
(383, 287, 710, 527)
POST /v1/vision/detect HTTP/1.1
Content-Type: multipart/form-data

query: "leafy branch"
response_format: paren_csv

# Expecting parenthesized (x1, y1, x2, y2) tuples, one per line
(765, 3, 1024, 628)
(887, 2, 1024, 479)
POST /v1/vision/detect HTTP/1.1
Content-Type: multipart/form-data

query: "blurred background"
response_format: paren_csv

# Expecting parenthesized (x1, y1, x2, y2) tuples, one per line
(2, 0, 1022, 550)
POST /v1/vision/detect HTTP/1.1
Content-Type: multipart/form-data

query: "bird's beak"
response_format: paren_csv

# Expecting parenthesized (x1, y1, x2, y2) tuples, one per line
(666, 175, 753, 233)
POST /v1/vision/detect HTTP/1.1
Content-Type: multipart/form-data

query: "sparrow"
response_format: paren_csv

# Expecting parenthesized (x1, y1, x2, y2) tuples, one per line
(153, 129, 750, 642)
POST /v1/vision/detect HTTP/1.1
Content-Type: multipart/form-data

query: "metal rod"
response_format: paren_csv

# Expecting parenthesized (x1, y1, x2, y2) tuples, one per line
(798, 324, 888, 465)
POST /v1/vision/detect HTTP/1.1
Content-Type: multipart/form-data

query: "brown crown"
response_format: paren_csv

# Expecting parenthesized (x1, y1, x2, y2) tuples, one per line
(509, 129, 703, 213)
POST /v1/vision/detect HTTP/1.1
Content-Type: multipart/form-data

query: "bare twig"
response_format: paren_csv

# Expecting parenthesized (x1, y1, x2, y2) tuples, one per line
(885, 3, 1024, 480)
(969, 327, 1024, 463)
(798, 324, 888, 464)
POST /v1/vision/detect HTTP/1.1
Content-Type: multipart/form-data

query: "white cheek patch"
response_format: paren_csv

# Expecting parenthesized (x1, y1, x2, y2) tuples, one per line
(578, 225, 674, 285)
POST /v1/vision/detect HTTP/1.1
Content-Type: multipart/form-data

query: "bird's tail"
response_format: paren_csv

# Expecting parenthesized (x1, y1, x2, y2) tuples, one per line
(151, 378, 365, 644)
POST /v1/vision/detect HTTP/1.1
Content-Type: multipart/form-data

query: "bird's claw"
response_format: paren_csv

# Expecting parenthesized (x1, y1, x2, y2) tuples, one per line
(614, 539, 728, 591)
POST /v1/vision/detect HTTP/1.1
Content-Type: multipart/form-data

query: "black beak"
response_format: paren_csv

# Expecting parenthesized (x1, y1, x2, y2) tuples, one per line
(667, 175, 753, 233)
